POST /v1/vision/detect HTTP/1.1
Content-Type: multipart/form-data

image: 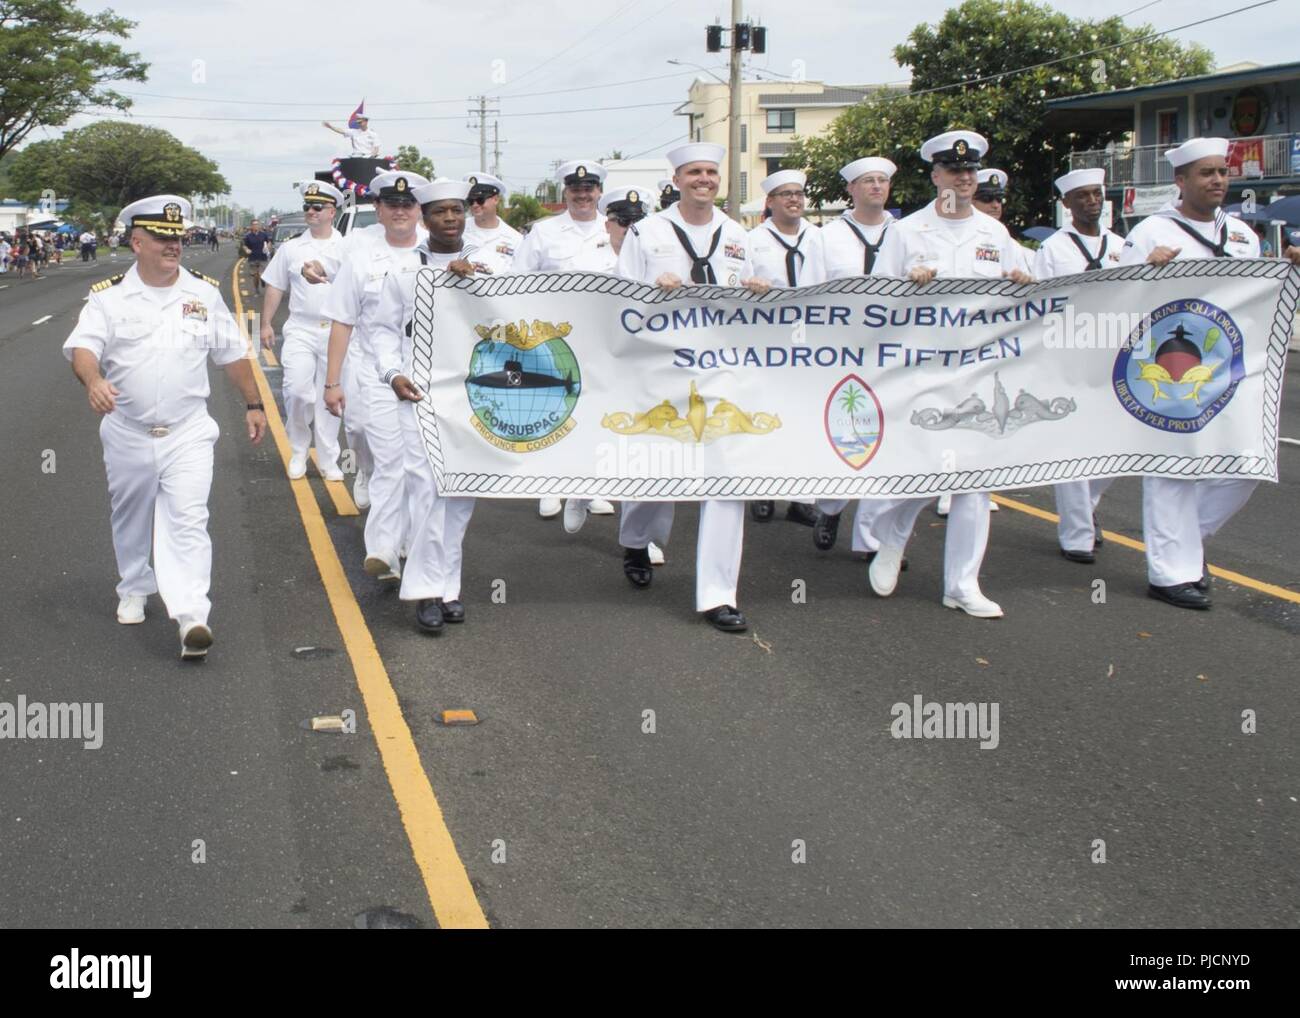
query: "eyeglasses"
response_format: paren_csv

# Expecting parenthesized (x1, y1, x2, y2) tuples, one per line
(770, 189, 806, 200)
(303, 203, 331, 212)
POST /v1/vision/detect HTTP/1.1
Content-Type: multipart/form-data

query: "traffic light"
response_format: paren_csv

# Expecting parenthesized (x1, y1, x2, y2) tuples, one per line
(706, 24, 723, 52)
(751, 26, 767, 54)
(734, 22, 750, 50)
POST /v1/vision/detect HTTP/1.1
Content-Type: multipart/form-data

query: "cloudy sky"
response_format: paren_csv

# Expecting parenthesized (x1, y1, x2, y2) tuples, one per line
(40, 0, 1300, 212)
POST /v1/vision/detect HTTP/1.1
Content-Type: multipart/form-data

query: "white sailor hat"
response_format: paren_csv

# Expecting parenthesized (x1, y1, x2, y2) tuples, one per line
(839, 157, 896, 183)
(975, 168, 1009, 197)
(1165, 137, 1230, 169)
(598, 186, 652, 218)
(761, 169, 806, 194)
(920, 130, 988, 167)
(120, 194, 191, 237)
(1054, 167, 1106, 196)
(370, 170, 430, 201)
(414, 177, 472, 205)
(557, 160, 607, 186)
(463, 172, 505, 198)
(666, 142, 725, 171)
(299, 180, 345, 206)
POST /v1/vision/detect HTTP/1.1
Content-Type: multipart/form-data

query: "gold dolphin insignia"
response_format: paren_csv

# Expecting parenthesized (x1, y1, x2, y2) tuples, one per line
(602, 381, 781, 444)
(474, 319, 573, 351)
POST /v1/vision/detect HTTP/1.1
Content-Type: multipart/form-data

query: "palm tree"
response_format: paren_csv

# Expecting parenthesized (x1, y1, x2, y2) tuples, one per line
(837, 384, 871, 449)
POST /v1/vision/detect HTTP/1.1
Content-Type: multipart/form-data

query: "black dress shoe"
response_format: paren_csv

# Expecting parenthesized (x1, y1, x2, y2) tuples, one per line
(1194, 559, 1210, 592)
(1093, 512, 1104, 546)
(750, 500, 775, 522)
(416, 598, 445, 632)
(622, 546, 653, 588)
(1148, 583, 1212, 610)
(785, 502, 819, 527)
(703, 605, 748, 632)
(1060, 548, 1096, 564)
(813, 511, 841, 550)
(438, 599, 465, 623)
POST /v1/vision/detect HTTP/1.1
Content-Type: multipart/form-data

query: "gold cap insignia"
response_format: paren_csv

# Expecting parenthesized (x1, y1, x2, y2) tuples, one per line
(627, 190, 639, 204)
(576, 165, 587, 178)
(396, 177, 408, 192)
(954, 139, 969, 157)
(468, 176, 478, 186)
(164, 203, 181, 222)
(306, 183, 319, 196)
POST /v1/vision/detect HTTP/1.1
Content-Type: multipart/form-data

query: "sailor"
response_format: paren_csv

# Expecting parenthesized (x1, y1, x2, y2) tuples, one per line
(1033, 167, 1125, 564)
(368, 178, 478, 633)
(657, 178, 680, 210)
(323, 114, 381, 157)
(973, 168, 1033, 275)
(63, 194, 267, 659)
(746, 168, 825, 527)
(562, 184, 654, 535)
(812, 156, 899, 552)
(511, 159, 618, 520)
(321, 169, 432, 583)
(260, 180, 346, 481)
(462, 172, 521, 274)
(614, 142, 772, 632)
(1117, 137, 1293, 609)
(868, 130, 1033, 618)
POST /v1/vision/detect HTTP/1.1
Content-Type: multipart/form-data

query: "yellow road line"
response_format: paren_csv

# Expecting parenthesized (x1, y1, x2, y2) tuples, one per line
(231, 257, 488, 929)
(991, 493, 1300, 605)
(310, 449, 360, 516)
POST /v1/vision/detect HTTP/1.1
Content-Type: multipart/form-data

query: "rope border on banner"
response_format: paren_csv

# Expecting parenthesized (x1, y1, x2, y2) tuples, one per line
(410, 261, 1298, 499)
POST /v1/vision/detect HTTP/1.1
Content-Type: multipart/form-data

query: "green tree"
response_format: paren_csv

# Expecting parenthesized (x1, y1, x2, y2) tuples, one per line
(7, 121, 228, 227)
(0, 0, 148, 161)
(502, 192, 550, 232)
(786, 0, 1213, 227)
(395, 145, 435, 179)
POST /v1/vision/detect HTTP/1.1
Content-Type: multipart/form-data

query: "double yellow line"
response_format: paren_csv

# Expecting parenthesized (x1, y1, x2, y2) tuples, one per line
(231, 257, 488, 929)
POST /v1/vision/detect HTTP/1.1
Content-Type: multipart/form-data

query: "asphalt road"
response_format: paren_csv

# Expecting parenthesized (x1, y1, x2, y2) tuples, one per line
(1, 248, 1296, 928)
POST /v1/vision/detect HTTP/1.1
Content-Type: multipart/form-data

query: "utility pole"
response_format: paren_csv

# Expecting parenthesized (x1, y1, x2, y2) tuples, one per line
(468, 96, 499, 172)
(492, 121, 505, 178)
(727, 0, 743, 222)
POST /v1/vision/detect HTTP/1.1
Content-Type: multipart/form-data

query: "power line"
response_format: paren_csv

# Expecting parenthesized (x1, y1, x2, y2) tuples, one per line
(92, 101, 679, 125)
(491, 0, 642, 95)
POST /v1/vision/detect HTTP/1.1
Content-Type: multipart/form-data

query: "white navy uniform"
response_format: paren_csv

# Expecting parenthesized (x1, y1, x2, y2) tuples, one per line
(345, 128, 381, 157)
(746, 219, 826, 287)
(324, 234, 428, 572)
(869, 200, 1025, 600)
(369, 244, 477, 605)
(511, 210, 617, 273)
(1034, 225, 1125, 554)
(1118, 202, 1260, 587)
(63, 264, 245, 625)
(263, 227, 345, 472)
(616, 204, 754, 611)
(464, 218, 522, 271)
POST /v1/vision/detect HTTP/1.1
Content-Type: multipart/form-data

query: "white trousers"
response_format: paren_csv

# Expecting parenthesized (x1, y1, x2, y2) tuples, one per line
(815, 498, 884, 553)
(357, 367, 409, 569)
(619, 500, 744, 611)
(1142, 477, 1258, 586)
(281, 320, 342, 471)
(873, 492, 991, 598)
(1054, 478, 1115, 553)
(99, 412, 219, 624)
(339, 346, 373, 478)
(397, 402, 475, 601)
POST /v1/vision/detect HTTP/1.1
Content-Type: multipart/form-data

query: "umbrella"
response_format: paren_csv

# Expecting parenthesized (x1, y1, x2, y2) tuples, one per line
(1022, 226, 1056, 242)
(1224, 203, 1278, 224)
(1261, 195, 1300, 226)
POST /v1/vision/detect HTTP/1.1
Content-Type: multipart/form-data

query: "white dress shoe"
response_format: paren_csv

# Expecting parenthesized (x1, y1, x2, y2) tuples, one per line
(364, 554, 400, 580)
(990, 499, 1000, 511)
(563, 498, 589, 534)
(116, 594, 147, 625)
(179, 620, 213, 659)
(936, 493, 952, 517)
(942, 591, 1005, 618)
(589, 498, 615, 515)
(352, 470, 370, 509)
(539, 497, 562, 518)
(288, 452, 308, 479)
(321, 462, 345, 482)
(648, 542, 665, 566)
(868, 545, 905, 597)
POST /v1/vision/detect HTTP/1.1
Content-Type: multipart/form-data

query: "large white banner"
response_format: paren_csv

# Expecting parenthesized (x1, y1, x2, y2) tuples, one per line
(408, 261, 1297, 501)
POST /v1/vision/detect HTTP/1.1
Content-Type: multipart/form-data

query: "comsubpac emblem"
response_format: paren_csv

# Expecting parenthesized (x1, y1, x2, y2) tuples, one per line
(466, 319, 581, 452)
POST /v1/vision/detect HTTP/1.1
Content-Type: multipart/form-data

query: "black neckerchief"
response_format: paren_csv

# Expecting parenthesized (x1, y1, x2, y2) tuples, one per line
(1170, 218, 1229, 258)
(764, 225, 805, 285)
(406, 246, 466, 335)
(1066, 231, 1107, 271)
(668, 219, 723, 283)
(841, 215, 887, 274)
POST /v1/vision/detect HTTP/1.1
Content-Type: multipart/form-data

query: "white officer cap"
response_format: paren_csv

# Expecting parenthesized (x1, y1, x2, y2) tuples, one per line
(657, 178, 679, 208)
(920, 130, 988, 167)
(761, 169, 806, 194)
(298, 180, 345, 206)
(120, 194, 191, 237)
(839, 157, 896, 183)
(1166, 137, 1230, 169)
(1054, 167, 1106, 196)
(463, 172, 505, 196)
(556, 160, 607, 186)
(370, 170, 430, 201)
(598, 186, 653, 216)
(666, 142, 726, 170)
(976, 168, 1008, 190)
(414, 177, 471, 204)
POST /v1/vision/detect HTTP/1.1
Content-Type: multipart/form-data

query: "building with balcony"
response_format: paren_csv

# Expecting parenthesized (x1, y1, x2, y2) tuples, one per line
(1045, 61, 1300, 218)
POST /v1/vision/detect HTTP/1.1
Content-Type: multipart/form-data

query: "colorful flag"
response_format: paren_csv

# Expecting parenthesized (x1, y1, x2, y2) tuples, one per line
(348, 101, 366, 129)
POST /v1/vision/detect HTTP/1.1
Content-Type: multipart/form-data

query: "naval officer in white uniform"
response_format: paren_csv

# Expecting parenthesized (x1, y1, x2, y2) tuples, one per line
(868, 131, 1033, 619)
(64, 194, 267, 659)
(463, 172, 522, 271)
(614, 142, 772, 632)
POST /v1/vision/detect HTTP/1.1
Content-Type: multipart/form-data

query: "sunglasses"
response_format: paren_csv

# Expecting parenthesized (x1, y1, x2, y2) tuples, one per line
(770, 189, 806, 200)
(303, 203, 331, 212)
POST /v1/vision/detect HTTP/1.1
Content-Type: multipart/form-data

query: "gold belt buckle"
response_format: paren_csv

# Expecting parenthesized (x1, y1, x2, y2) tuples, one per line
(148, 425, 170, 438)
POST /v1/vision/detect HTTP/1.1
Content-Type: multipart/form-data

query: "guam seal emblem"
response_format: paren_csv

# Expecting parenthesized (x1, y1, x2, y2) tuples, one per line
(1112, 299, 1244, 433)
(825, 374, 883, 469)
(466, 319, 581, 452)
